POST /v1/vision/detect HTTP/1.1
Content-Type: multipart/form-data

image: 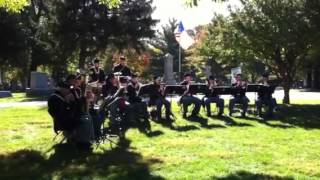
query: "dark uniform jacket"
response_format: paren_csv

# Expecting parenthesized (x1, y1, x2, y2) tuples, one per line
(89, 67, 105, 83)
(232, 82, 246, 97)
(127, 82, 142, 104)
(113, 64, 132, 77)
(48, 90, 81, 133)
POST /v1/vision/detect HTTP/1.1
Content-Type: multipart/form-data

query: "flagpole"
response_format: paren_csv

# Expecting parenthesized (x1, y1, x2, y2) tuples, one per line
(178, 44, 181, 81)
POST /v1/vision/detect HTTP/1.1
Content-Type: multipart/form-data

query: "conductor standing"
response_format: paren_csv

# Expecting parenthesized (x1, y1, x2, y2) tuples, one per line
(88, 58, 105, 83)
(113, 55, 132, 77)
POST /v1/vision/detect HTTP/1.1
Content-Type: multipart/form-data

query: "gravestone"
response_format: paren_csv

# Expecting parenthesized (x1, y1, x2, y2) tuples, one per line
(26, 72, 54, 96)
(164, 53, 176, 85)
(0, 91, 12, 98)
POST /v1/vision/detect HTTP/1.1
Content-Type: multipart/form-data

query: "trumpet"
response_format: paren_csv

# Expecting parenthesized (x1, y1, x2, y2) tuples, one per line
(159, 83, 166, 96)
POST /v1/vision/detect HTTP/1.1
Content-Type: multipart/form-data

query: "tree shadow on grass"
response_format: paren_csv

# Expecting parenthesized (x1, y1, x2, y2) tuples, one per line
(151, 118, 200, 132)
(214, 116, 253, 127)
(212, 170, 294, 180)
(271, 104, 320, 130)
(0, 138, 164, 179)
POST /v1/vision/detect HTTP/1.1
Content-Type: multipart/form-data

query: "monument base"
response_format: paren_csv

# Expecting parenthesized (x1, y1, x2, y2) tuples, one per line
(0, 91, 12, 98)
(26, 88, 54, 97)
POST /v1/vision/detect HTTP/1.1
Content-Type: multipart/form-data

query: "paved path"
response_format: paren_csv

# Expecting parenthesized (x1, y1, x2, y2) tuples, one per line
(0, 89, 319, 108)
(0, 101, 47, 108)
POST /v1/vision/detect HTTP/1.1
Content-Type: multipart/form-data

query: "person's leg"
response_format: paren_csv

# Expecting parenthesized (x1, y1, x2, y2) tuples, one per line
(265, 98, 274, 117)
(204, 97, 213, 116)
(229, 98, 236, 116)
(217, 97, 225, 116)
(190, 96, 201, 116)
(181, 96, 191, 118)
(241, 96, 249, 117)
(163, 99, 172, 119)
(155, 98, 163, 120)
(256, 99, 263, 117)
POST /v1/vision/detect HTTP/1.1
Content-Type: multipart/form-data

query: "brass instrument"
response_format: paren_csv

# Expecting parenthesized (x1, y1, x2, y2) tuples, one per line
(159, 83, 166, 96)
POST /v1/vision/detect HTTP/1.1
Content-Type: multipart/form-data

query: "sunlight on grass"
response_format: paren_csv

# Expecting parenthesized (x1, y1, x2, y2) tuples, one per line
(0, 101, 320, 179)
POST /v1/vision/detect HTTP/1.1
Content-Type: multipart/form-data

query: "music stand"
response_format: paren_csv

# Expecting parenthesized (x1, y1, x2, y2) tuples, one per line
(164, 85, 184, 96)
(212, 86, 233, 95)
(188, 84, 208, 95)
(138, 84, 153, 96)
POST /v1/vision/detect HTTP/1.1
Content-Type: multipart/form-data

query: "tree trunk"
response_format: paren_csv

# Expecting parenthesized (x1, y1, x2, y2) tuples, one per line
(79, 46, 87, 69)
(283, 85, 290, 104)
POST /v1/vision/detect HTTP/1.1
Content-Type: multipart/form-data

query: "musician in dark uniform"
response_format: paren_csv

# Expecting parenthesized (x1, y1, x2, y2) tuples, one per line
(150, 76, 173, 121)
(113, 55, 132, 77)
(229, 73, 249, 117)
(48, 81, 80, 134)
(89, 58, 105, 83)
(203, 76, 224, 117)
(179, 73, 202, 118)
(48, 77, 94, 149)
(126, 74, 141, 103)
(256, 73, 277, 118)
(102, 73, 123, 124)
(126, 74, 150, 132)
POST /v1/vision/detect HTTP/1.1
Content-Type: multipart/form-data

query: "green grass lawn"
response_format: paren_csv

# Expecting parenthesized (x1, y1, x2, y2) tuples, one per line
(0, 102, 320, 179)
(0, 93, 47, 103)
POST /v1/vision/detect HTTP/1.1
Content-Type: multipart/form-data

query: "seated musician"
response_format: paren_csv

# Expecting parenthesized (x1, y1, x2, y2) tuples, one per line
(256, 73, 277, 118)
(150, 76, 173, 121)
(229, 73, 249, 117)
(89, 58, 105, 83)
(203, 76, 224, 117)
(179, 73, 202, 118)
(48, 81, 80, 134)
(113, 55, 132, 77)
(102, 73, 124, 125)
(48, 77, 94, 149)
(126, 74, 151, 132)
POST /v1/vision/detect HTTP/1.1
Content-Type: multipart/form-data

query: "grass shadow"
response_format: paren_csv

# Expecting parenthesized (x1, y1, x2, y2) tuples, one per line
(212, 170, 294, 180)
(0, 138, 164, 179)
(274, 104, 320, 129)
(215, 116, 253, 127)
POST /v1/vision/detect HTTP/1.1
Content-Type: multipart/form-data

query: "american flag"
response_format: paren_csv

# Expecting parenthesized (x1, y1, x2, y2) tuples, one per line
(174, 21, 194, 50)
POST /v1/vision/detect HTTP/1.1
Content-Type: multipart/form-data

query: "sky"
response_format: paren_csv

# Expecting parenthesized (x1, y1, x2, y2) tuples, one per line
(152, 0, 242, 30)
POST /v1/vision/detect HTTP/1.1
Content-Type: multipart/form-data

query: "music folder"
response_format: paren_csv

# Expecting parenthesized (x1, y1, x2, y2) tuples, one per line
(138, 84, 153, 96)
(212, 86, 232, 95)
(164, 85, 184, 95)
(246, 84, 263, 92)
(188, 84, 208, 94)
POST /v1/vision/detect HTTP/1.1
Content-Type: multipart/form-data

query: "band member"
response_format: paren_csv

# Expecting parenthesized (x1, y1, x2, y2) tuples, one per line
(48, 77, 94, 150)
(67, 74, 83, 99)
(256, 73, 277, 118)
(48, 81, 80, 134)
(150, 76, 173, 121)
(126, 74, 151, 133)
(229, 73, 249, 117)
(179, 73, 202, 118)
(113, 55, 132, 77)
(102, 73, 120, 99)
(89, 58, 105, 83)
(203, 76, 224, 117)
(102, 73, 126, 130)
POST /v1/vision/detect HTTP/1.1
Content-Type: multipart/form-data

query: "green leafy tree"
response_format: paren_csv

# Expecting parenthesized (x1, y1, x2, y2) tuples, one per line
(230, 0, 317, 104)
(52, 0, 157, 69)
(148, 18, 183, 78)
